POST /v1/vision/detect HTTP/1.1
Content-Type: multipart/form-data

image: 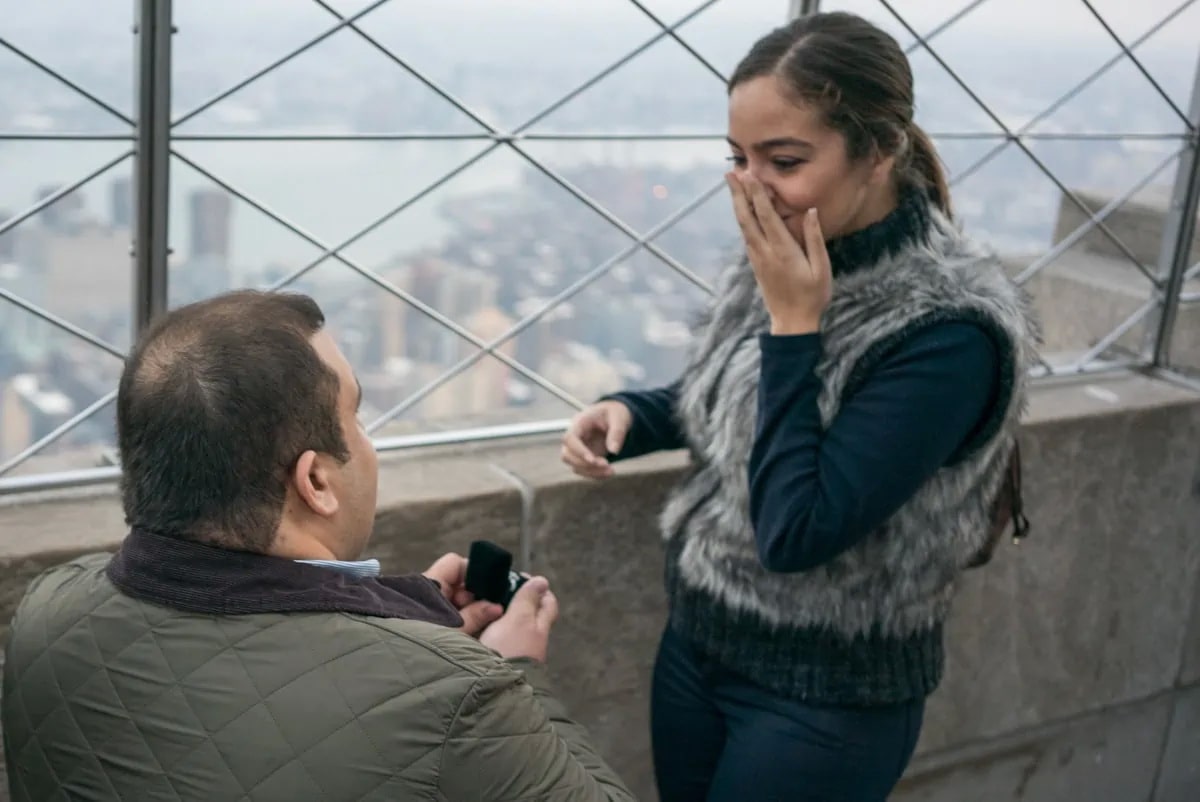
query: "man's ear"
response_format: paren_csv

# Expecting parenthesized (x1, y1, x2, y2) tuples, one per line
(290, 450, 340, 518)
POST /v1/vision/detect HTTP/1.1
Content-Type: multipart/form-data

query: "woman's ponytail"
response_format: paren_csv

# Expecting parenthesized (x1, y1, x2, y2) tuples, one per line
(907, 123, 952, 219)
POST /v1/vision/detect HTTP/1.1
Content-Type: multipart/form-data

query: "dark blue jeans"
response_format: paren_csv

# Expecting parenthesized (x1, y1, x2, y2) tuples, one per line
(651, 626, 924, 802)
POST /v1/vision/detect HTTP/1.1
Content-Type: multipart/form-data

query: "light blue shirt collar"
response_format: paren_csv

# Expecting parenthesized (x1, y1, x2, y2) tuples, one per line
(295, 558, 382, 579)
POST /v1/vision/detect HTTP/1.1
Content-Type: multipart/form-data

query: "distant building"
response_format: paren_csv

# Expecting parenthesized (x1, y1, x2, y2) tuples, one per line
(110, 177, 133, 230)
(189, 189, 233, 262)
(0, 374, 72, 462)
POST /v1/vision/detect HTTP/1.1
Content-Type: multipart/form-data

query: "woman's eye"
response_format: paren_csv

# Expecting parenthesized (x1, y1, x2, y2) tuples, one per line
(772, 158, 804, 171)
(726, 155, 747, 167)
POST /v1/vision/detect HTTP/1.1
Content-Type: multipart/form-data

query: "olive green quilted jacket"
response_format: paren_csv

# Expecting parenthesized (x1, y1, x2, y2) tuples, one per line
(2, 554, 635, 802)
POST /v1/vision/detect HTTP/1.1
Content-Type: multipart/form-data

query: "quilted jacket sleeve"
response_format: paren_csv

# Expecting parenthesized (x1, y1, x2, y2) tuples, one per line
(437, 657, 635, 801)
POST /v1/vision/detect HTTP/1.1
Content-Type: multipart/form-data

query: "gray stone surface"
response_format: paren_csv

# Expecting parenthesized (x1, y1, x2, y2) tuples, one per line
(895, 693, 1173, 802)
(1183, 561, 1200, 686)
(1155, 684, 1200, 802)
(917, 392, 1200, 753)
(368, 449, 526, 572)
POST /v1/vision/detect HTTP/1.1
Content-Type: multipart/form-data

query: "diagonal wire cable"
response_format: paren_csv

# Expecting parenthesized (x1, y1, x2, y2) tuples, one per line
(877, 0, 1162, 287)
(1079, 0, 1193, 130)
(0, 37, 134, 126)
(310, 0, 714, 294)
(264, 0, 725, 298)
(624, 0, 726, 83)
(0, 151, 134, 238)
(266, 145, 503, 292)
(172, 0, 398, 128)
(367, 177, 728, 432)
(901, 0, 992, 56)
(1013, 146, 1185, 286)
(498, 0, 722, 136)
(0, 288, 126, 360)
(1069, 298, 1160, 372)
(0, 390, 117, 478)
(171, 150, 585, 411)
(947, 0, 1197, 188)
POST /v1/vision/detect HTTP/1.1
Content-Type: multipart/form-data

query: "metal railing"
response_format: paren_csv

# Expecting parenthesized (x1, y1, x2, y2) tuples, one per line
(0, 0, 1197, 495)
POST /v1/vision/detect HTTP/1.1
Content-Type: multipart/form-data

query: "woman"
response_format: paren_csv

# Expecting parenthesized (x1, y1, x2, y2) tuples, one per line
(561, 11, 1038, 802)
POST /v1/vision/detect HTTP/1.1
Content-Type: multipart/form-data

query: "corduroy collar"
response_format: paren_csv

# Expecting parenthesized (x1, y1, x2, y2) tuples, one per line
(106, 527, 463, 626)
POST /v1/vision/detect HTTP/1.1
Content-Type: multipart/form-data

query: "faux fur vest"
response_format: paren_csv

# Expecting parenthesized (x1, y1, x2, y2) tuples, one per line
(661, 195, 1038, 704)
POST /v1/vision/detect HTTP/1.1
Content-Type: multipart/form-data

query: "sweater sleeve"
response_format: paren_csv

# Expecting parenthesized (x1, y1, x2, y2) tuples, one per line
(747, 321, 1000, 573)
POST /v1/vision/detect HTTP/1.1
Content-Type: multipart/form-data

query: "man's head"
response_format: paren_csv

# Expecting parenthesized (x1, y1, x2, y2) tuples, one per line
(117, 290, 379, 559)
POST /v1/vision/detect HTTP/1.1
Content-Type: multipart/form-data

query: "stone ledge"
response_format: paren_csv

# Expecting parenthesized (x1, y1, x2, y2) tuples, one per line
(894, 685, 1184, 802)
(0, 370, 1189, 563)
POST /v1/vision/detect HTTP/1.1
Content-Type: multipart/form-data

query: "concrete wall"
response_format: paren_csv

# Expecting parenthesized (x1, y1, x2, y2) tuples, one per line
(1, 371, 1198, 801)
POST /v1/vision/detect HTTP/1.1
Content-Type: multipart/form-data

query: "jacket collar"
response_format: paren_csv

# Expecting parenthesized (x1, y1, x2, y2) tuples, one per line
(106, 527, 464, 627)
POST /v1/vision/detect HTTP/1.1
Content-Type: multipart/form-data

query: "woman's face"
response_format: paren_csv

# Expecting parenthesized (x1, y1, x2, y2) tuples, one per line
(727, 75, 895, 243)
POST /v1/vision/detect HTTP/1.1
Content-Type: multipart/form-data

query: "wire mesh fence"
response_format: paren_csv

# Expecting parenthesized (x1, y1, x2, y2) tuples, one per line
(0, 0, 1196, 494)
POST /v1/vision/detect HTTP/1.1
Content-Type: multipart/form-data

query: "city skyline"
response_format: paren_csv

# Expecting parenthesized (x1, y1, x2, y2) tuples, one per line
(1, 0, 1197, 475)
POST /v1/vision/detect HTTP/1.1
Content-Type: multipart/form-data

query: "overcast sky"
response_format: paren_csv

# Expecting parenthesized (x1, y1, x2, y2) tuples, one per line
(5, 0, 1197, 68)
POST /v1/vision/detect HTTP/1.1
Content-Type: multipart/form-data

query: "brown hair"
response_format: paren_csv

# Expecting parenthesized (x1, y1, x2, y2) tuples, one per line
(117, 290, 349, 551)
(729, 11, 951, 217)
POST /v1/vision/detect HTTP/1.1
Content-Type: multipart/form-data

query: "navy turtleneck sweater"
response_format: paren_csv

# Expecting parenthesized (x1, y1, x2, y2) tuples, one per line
(605, 191, 1000, 572)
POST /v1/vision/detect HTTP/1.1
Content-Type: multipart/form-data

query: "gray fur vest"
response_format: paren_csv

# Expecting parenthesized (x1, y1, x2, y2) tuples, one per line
(660, 202, 1037, 704)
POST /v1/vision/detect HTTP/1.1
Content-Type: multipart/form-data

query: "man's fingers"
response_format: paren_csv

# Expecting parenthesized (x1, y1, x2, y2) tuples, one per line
(452, 587, 475, 609)
(507, 576, 550, 615)
(536, 590, 560, 629)
(423, 553, 467, 597)
(457, 600, 503, 637)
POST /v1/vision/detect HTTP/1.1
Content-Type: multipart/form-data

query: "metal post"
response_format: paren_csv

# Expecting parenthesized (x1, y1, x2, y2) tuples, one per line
(789, 0, 821, 18)
(133, 0, 173, 334)
(1148, 55, 1200, 367)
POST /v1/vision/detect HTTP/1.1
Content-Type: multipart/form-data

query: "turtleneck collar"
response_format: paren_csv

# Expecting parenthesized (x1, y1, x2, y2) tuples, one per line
(825, 186, 933, 278)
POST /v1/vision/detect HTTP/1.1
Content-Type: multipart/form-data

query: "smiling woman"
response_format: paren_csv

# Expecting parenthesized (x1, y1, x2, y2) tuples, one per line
(561, 10, 1040, 802)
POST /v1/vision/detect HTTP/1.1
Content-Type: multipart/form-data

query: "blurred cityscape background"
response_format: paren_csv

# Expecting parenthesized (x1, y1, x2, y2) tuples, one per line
(1, 0, 1197, 482)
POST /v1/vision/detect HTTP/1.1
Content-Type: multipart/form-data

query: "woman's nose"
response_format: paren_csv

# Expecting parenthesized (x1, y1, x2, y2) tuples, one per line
(748, 168, 776, 198)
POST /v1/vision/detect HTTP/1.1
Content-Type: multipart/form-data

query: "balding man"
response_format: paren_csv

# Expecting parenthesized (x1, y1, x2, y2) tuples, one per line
(2, 290, 633, 802)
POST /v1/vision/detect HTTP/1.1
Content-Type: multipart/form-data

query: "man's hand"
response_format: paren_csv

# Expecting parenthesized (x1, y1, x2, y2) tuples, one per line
(479, 576, 559, 663)
(423, 553, 503, 636)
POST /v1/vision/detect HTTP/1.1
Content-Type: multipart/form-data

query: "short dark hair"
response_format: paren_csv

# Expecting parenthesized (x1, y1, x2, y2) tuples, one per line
(730, 12, 951, 217)
(117, 290, 349, 551)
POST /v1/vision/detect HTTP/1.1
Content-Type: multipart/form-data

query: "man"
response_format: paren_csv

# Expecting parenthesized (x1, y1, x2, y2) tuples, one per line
(2, 290, 633, 802)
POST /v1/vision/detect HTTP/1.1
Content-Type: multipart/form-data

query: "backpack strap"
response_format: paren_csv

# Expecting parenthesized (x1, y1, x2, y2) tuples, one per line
(966, 441, 1030, 569)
